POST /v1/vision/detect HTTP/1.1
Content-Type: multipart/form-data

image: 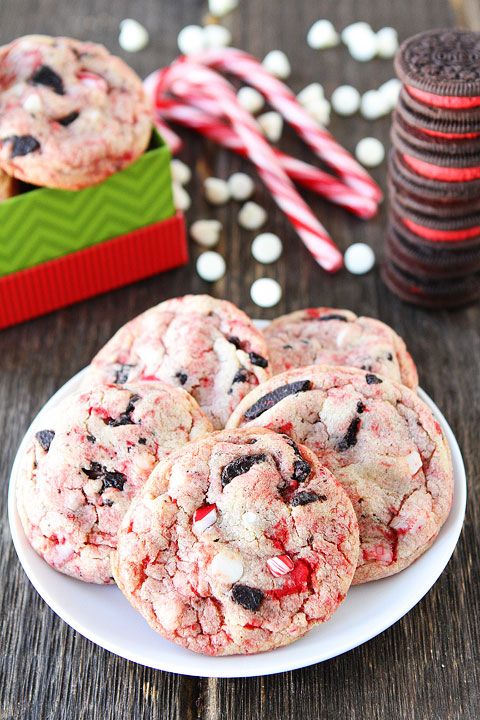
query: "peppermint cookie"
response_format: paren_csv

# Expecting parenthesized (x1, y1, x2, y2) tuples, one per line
(17, 382, 213, 583)
(263, 308, 418, 389)
(85, 295, 272, 429)
(227, 366, 453, 584)
(0, 35, 152, 189)
(113, 428, 359, 655)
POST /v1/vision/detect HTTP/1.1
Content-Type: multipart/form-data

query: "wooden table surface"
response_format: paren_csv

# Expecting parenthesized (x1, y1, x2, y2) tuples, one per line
(1, 1, 479, 718)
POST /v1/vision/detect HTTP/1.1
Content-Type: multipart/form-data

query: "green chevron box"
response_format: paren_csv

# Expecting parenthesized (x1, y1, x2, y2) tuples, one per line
(0, 128, 175, 276)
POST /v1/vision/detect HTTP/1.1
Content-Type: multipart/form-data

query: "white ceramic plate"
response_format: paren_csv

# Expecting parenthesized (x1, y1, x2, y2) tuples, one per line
(8, 326, 466, 678)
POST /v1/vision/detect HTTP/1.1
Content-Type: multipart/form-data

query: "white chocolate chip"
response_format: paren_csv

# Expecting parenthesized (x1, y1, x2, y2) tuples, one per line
(341, 21, 373, 45)
(237, 86, 265, 114)
(242, 511, 260, 529)
(22, 93, 43, 114)
(378, 78, 402, 110)
(172, 182, 191, 211)
(238, 202, 267, 230)
(344, 243, 375, 274)
(203, 23, 232, 49)
(347, 32, 378, 62)
(208, 0, 238, 17)
(210, 551, 244, 584)
(227, 172, 255, 201)
(355, 137, 385, 167)
(251, 233, 283, 264)
(190, 219, 222, 248)
(331, 85, 361, 116)
(376, 27, 399, 59)
(360, 89, 390, 120)
(250, 277, 282, 307)
(342, 23, 378, 62)
(257, 111, 283, 142)
(307, 19, 339, 49)
(297, 82, 324, 108)
(171, 158, 191, 186)
(262, 50, 291, 79)
(134, 453, 156, 473)
(406, 450, 423, 475)
(54, 542, 75, 562)
(196, 251, 226, 282)
(307, 97, 331, 126)
(119, 18, 149, 52)
(204, 177, 230, 205)
(177, 25, 206, 55)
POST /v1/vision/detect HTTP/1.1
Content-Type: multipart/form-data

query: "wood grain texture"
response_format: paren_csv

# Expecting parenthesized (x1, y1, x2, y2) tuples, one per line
(0, 1, 478, 719)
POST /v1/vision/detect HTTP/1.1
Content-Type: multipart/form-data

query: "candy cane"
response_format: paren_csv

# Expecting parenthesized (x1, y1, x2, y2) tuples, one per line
(157, 98, 377, 219)
(194, 48, 382, 203)
(155, 61, 343, 272)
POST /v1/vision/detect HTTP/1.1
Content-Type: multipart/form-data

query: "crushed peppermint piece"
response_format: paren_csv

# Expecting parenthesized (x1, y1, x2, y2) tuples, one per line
(267, 554, 294, 577)
(193, 503, 217, 532)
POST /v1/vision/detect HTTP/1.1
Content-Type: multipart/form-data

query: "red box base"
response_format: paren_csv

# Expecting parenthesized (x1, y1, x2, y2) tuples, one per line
(0, 213, 187, 330)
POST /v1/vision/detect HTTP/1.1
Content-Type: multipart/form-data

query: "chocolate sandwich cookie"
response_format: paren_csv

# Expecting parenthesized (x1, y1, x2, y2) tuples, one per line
(385, 225, 480, 279)
(382, 257, 480, 309)
(397, 89, 480, 139)
(392, 124, 480, 181)
(395, 29, 480, 111)
(399, 84, 480, 124)
(388, 176, 480, 219)
(390, 214, 480, 254)
(393, 110, 480, 157)
(389, 149, 480, 202)
(390, 195, 480, 245)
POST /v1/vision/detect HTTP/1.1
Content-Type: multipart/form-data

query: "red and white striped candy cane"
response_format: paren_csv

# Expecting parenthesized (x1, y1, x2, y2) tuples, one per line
(194, 48, 382, 203)
(156, 61, 344, 271)
(157, 97, 377, 219)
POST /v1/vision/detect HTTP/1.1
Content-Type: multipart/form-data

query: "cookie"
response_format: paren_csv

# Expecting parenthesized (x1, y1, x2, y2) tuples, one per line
(382, 257, 480, 309)
(392, 123, 480, 177)
(84, 295, 272, 429)
(395, 29, 480, 104)
(0, 35, 152, 189)
(0, 167, 19, 201)
(390, 213, 480, 255)
(227, 366, 454, 584)
(263, 307, 418, 389)
(113, 427, 359, 655)
(390, 194, 480, 244)
(389, 149, 480, 202)
(386, 224, 480, 278)
(397, 88, 480, 139)
(17, 382, 213, 583)
(393, 109, 480, 157)
(389, 176, 480, 219)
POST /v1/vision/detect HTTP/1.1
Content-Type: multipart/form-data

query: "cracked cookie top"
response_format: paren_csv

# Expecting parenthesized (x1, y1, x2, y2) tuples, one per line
(85, 295, 272, 429)
(264, 307, 418, 389)
(113, 428, 359, 656)
(227, 366, 453, 584)
(16, 381, 213, 583)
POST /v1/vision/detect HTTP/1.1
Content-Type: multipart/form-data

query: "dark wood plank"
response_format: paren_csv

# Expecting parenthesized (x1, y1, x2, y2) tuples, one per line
(1, 1, 479, 719)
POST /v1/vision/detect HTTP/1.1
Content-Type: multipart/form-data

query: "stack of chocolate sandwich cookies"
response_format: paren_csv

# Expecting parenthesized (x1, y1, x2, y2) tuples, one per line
(385, 29, 480, 308)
